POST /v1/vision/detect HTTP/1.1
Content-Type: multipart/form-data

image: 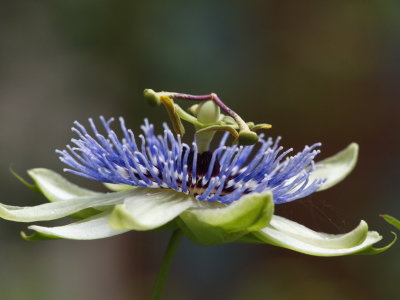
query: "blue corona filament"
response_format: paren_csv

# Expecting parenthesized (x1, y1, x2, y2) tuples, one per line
(57, 117, 325, 204)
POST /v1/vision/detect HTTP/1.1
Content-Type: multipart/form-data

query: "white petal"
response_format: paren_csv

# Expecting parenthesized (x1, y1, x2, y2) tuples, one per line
(25, 211, 129, 240)
(0, 190, 133, 222)
(269, 215, 368, 248)
(28, 168, 100, 202)
(256, 215, 382, 256)
(103, 183, 135, 192)
(311, 143, 359, 191)
(109, 188, 195, 230)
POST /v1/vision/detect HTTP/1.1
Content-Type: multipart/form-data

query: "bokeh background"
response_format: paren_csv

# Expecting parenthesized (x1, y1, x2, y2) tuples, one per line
(0, 1, 399, 299)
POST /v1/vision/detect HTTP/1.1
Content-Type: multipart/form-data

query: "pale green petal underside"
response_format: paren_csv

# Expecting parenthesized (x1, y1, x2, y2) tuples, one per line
(20, 168, 102, 219)
(28, 168, 100, 201)
(311, 143, 358, 192)
(103, 183, 136, 192)
(179, 192, 274, 246)
(381, 214, 400, 230)
(0, 190, 133, 222)
(22, 211, 129, 241)
(254, 215, 389, 256)
(109, 188, 195, 230)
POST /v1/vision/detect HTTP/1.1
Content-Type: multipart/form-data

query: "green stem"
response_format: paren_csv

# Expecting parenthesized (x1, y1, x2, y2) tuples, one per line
(151, 229, 183, 300)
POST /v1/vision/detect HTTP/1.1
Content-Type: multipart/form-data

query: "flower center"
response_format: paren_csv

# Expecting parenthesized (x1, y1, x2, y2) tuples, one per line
(184, 149, 239, 197)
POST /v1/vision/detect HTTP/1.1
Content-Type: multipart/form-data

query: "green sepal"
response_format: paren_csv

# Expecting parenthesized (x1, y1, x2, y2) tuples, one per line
(179, 192, 274, 246)
(381, 214, 400, 230)
(21, 230, 61, 241)
(357, 232, 397, 255)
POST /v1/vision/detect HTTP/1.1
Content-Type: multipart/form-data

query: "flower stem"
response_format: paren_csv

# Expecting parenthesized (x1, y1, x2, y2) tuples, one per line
(151, 229, 183, 300)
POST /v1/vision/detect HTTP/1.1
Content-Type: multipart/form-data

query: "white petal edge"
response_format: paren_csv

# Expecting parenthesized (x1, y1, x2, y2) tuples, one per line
(28, 168, 100, 202)
(311, 143, 359, 192)
(26, 211, 129, 240)
(0, 190, 134, 222)
(256, 215, 382, 256)
(109, 188, 195, 230)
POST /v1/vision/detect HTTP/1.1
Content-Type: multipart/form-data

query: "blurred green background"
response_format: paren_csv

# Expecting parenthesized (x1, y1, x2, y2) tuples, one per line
(0, 1, 399, 299)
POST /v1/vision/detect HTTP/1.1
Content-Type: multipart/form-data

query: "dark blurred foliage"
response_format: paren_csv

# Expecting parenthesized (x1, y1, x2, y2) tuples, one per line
(0, 1, 399, 299)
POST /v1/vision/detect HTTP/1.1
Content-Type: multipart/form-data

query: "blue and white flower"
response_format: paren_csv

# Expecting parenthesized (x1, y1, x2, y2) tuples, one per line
(0, 116, 393, 256)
